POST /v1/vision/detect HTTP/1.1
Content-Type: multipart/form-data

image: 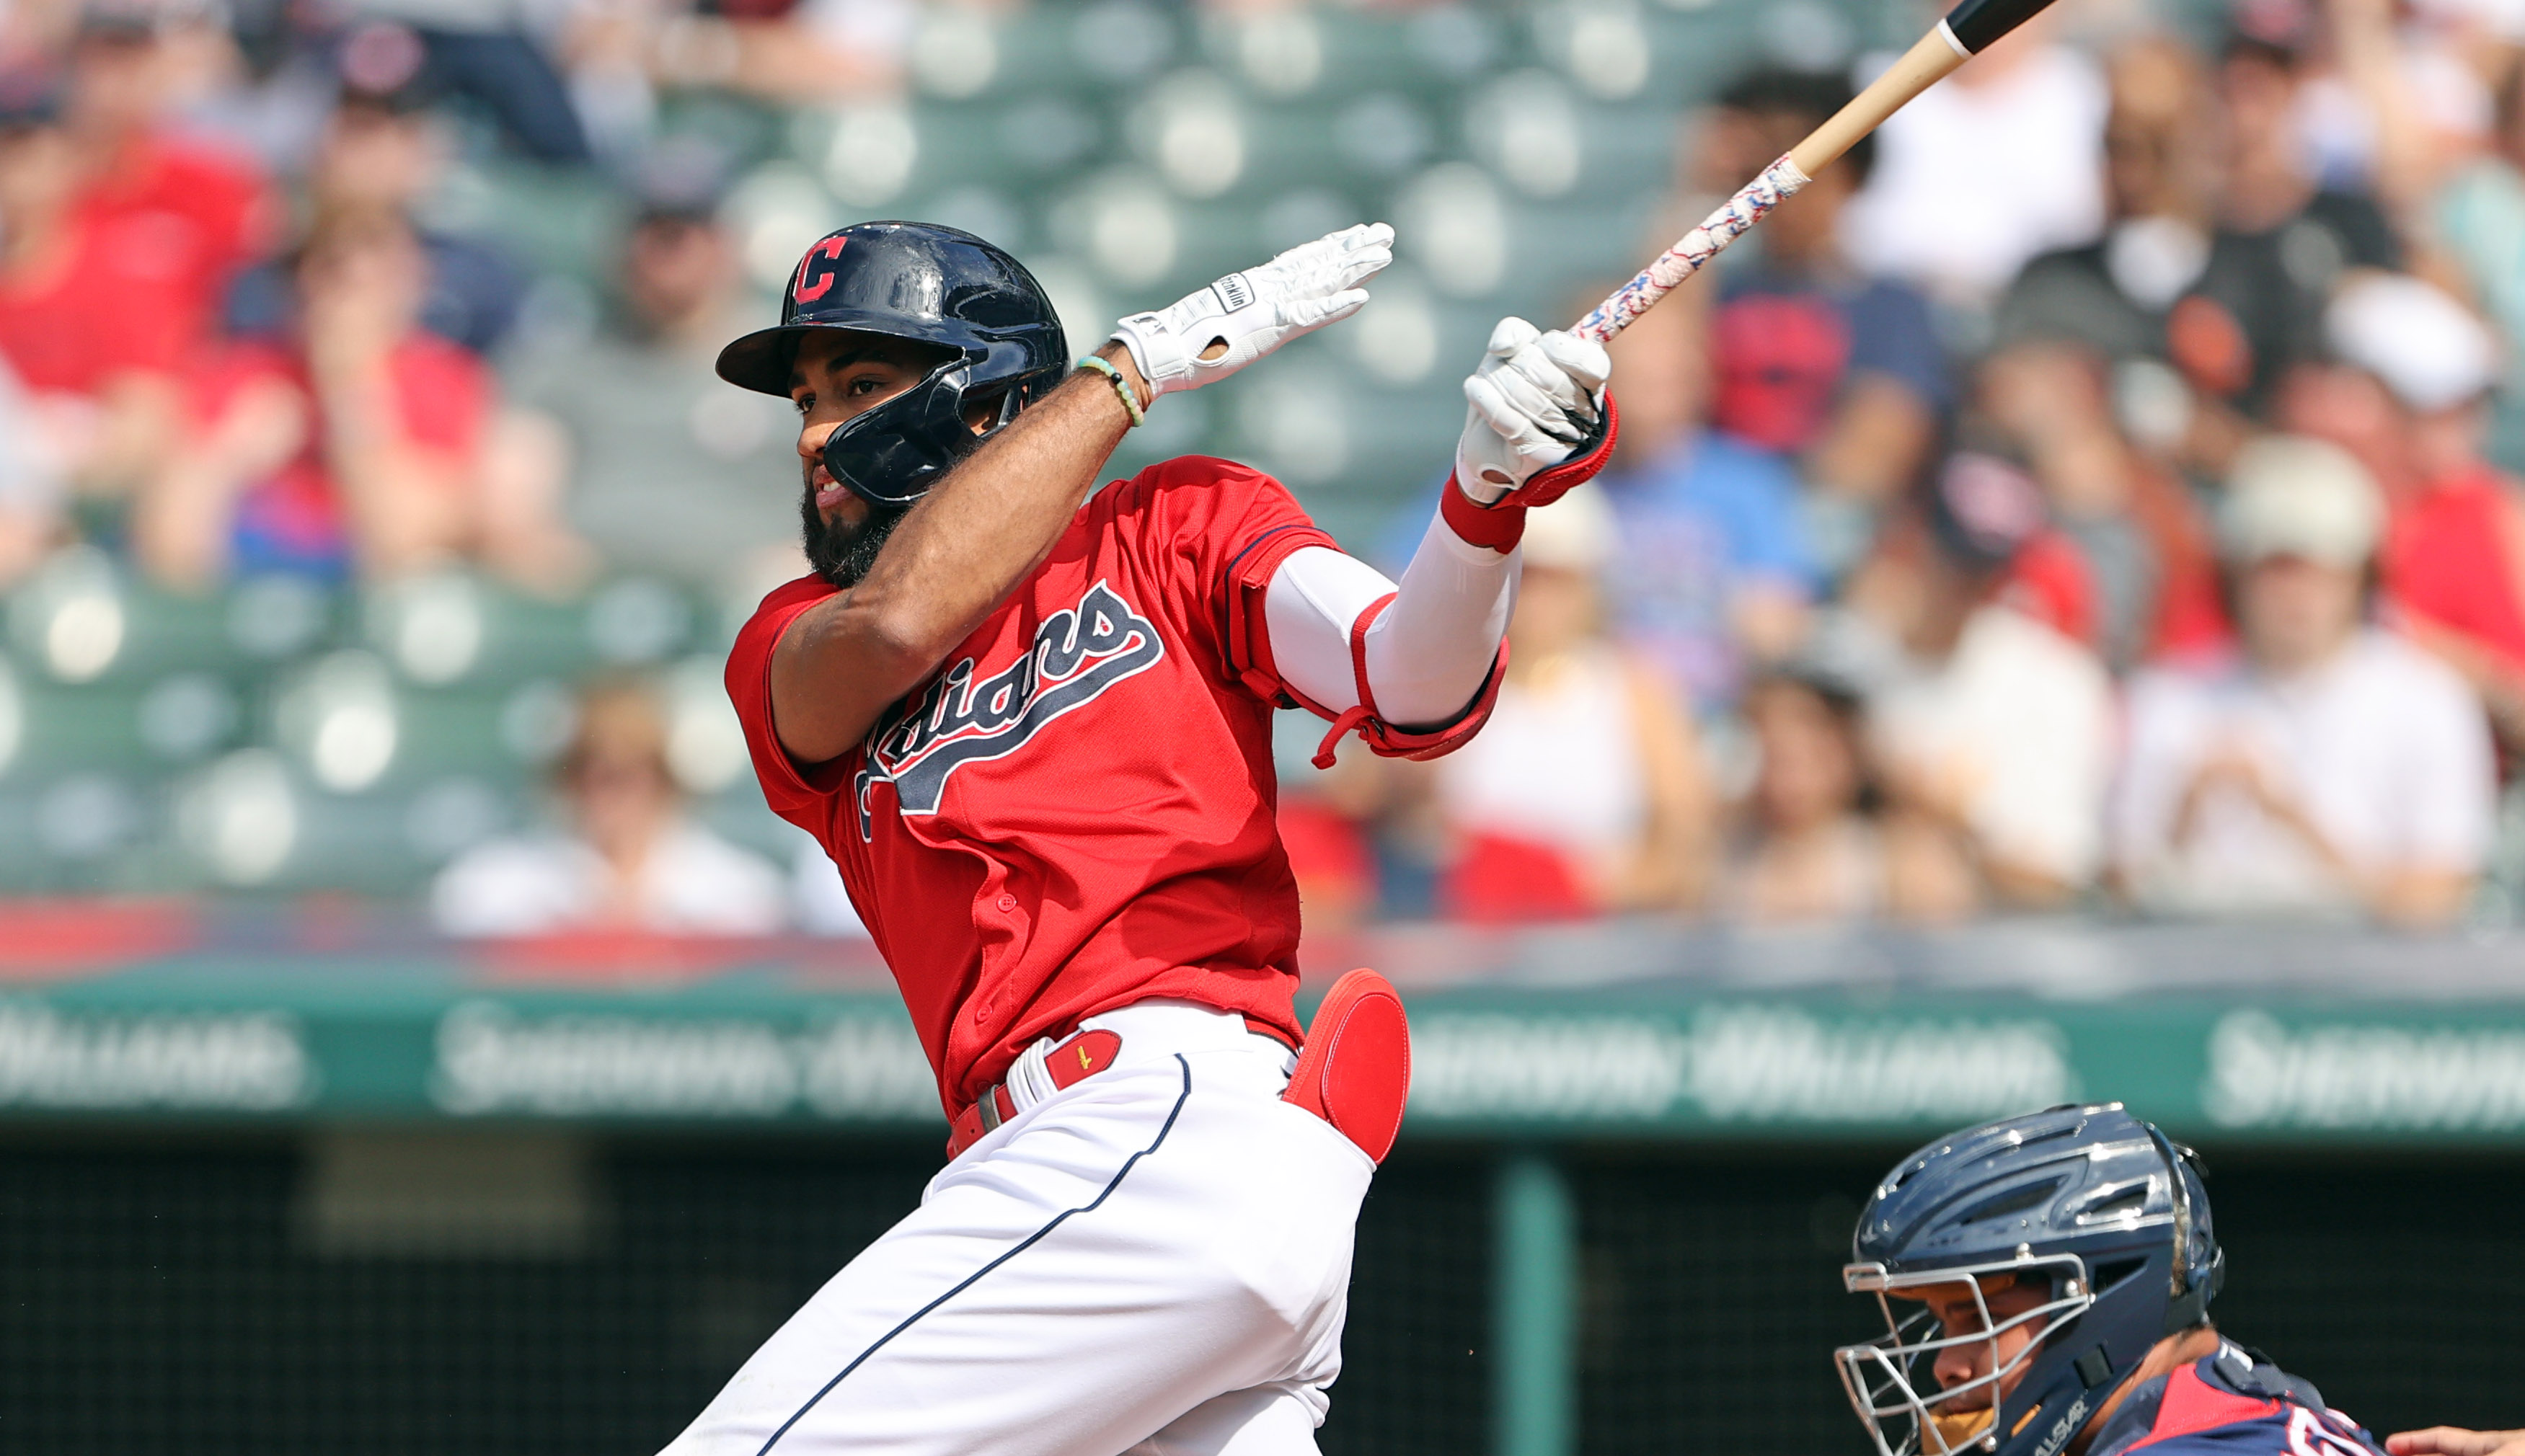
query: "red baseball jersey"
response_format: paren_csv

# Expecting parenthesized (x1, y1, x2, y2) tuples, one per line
(728, 456, 1337, 1115)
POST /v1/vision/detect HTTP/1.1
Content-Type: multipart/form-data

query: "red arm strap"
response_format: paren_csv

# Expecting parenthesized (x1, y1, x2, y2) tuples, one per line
(1309, 586, 1508, 769)
(1438, 386, 1622, 552)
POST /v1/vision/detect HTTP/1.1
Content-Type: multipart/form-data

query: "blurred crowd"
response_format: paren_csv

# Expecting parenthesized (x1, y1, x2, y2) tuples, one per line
(0, 0, 841, 596)
(2, 0, 2524, 936)
(1296, 0, 2525, 934)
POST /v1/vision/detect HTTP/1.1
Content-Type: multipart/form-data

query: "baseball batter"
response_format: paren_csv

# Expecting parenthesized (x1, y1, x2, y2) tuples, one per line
(662, 219, 1614, 1456)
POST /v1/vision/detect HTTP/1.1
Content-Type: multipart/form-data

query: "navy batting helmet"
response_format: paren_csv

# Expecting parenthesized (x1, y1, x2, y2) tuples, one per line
(1834, 1103, 2225, 1456)
(716, 221, 1069, 507)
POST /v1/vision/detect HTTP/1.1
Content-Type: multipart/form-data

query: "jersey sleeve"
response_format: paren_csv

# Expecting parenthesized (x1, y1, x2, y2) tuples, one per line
(724, 574, 852, 820)
(1112, 455, 1338, 704)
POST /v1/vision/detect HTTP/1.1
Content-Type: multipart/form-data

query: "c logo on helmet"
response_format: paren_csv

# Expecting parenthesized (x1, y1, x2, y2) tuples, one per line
(792, 236, 849, 306)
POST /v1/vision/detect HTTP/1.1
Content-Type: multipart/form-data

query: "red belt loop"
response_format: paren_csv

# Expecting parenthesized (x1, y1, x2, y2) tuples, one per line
(945, 1027, 1123, 1159)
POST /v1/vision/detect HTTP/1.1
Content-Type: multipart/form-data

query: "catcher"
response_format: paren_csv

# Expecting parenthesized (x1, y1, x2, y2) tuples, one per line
(1836, 1102, 2389, 1456)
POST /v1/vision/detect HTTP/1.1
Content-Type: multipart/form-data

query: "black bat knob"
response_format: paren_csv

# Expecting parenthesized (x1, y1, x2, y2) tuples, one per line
(1942, 0, 2064, 55)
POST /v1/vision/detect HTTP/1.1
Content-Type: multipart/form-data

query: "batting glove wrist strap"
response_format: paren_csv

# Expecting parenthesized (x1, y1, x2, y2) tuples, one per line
(1110, 223, 1393, 399)
(1441, 473, 1527, 553)
(1501, 388, 1617, 509)
(1454, 317, 1617, 507)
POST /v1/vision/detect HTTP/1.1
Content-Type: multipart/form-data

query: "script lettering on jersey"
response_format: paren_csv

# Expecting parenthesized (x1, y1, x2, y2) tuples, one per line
(852, 580, 1164, 837)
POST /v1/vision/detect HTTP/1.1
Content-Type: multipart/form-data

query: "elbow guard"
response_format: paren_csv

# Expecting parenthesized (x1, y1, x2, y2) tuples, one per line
(1226, 536, 1507, 768)
(1299, 592, 1508, 770)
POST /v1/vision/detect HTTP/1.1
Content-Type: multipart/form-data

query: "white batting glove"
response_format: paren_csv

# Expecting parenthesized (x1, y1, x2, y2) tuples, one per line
(1110, 223, 1394, 400)
(1455, 317, 1614, 507)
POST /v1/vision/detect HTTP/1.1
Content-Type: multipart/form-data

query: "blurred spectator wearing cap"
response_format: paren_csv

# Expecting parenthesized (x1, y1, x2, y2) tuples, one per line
(1702, 68, 1951, 575)
(432, 678, 789, 936)
(1839, 1, 2107, 313)
(1428, 486, 1713, 922)
(1852, 453, 2116, 911)
(2111, 435, 2494, 927)
(138, 210, 584, 589)
(503, 159, 803, 592)
(2282, 272, 2525, 745)
(224, 26, 526, 359)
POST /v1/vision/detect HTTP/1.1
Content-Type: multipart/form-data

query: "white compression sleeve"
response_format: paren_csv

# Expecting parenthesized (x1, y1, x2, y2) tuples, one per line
(1262, 512, 1519, 728)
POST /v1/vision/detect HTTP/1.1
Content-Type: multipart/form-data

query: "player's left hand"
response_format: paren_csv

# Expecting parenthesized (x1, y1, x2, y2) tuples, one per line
(1110, 223, 1393, 401)
(1455, 316, 1616, 509)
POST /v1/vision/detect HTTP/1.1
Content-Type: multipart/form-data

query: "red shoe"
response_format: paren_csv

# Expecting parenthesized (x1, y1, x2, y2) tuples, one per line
(1282, 969, 1411, 1165)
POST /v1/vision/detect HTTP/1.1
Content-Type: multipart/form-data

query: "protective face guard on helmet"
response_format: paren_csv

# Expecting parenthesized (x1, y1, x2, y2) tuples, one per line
(1834, 1256, 2095, 1456)
(1832, 1106, 2226, 1456)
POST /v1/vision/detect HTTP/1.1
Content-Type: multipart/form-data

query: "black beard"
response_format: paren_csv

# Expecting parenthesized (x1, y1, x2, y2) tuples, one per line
(802, 489, 910, 589)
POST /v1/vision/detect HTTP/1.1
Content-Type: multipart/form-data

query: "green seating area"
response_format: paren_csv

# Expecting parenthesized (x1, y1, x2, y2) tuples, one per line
(0, 551, 784, 898)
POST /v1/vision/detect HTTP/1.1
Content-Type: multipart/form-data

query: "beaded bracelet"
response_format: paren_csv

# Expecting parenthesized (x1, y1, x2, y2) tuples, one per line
(1074, 355, 1145, 428)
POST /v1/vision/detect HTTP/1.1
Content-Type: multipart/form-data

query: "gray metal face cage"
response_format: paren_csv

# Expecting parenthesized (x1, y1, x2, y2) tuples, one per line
(1834, 1252, 2103, 1456)
(1833, 1121, 2214, 1456)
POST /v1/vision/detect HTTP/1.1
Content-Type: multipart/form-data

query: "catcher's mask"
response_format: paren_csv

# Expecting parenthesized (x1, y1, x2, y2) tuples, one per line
(716, 220, 1068, 508)
(1833, 1104, 2224, 1456)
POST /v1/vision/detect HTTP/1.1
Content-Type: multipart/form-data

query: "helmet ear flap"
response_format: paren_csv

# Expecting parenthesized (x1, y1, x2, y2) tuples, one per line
(822, 358, 986, 507)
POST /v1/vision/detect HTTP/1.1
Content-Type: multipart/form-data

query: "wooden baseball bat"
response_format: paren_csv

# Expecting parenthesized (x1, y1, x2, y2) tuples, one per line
(1572, 0, 2067, 344)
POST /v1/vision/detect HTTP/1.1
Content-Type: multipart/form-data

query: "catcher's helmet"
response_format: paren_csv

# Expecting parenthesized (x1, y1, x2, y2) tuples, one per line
(1834, 1103, 2224, 1456)
(716, 221, 1069, 507)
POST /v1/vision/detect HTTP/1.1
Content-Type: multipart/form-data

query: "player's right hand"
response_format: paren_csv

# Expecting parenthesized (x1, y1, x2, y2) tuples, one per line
(1110, 223, 1393, 401)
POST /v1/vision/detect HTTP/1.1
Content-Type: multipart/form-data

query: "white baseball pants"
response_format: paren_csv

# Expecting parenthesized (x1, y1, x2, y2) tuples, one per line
(655, 1000, 1375, 1456)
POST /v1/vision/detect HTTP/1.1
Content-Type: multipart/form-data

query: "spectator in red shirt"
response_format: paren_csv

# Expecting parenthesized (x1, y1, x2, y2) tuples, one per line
(138, 211, 573, 587)
(2280, 272, 2525, 747)
(0, 67, 185, 497)
(59, 1, 275, 347)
